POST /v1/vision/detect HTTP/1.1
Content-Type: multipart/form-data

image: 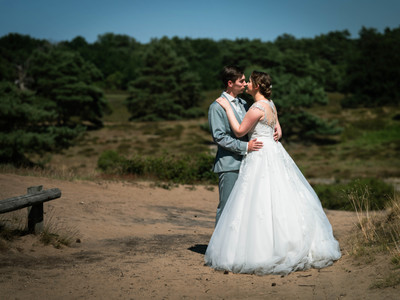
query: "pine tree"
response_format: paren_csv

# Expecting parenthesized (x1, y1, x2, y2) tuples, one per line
(28, 48, 109, 127)
(272, 74, 342, 141)
(0, 82, 83, 164)
(125, 38, 203, 121)
(341, 26, 400, 107)
(0, 33, 48, 84)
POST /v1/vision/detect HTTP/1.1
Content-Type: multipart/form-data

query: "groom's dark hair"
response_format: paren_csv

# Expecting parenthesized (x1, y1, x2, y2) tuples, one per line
(221, 65, 244, 89)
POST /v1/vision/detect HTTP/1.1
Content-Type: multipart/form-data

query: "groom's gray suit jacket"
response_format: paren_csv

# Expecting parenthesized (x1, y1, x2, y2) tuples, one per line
(208, 93, 249, 173)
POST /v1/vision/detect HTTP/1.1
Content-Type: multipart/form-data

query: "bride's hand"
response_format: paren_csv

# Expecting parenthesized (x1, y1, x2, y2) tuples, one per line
(216, 97, 230, 110)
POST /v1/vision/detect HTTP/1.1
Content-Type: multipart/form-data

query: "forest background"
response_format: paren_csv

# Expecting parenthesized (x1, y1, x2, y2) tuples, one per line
(0, 27, 399, 210)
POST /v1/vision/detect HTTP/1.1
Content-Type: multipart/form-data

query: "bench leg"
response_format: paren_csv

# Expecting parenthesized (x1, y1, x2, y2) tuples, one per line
(27, 186, 44, 234)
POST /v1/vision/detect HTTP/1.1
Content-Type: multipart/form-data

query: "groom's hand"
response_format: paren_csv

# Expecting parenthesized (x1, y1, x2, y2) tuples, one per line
(274, 127, 282, 142)
(248, 138, 263, 152)
(274, 123, 282, 141)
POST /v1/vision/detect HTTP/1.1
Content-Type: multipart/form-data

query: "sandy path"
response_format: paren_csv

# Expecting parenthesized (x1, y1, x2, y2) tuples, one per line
(0, 173, 397, 299)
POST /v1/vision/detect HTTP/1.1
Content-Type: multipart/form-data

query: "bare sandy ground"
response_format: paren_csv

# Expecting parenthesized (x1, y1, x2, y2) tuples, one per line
(0, 173, 398, 299)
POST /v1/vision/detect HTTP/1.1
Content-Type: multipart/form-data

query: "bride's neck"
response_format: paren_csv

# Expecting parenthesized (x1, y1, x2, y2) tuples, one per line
(254, 93, 268, 102)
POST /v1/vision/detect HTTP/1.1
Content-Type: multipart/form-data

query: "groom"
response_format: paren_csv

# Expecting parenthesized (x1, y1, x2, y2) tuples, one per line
(208, 65, 263, 224)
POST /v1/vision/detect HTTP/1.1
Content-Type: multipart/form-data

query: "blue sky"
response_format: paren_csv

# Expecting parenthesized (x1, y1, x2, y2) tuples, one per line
(0, 0, 399, 43)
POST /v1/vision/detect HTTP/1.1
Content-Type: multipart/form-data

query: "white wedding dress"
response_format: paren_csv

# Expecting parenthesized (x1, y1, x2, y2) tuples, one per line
(205, 100, 341, 275)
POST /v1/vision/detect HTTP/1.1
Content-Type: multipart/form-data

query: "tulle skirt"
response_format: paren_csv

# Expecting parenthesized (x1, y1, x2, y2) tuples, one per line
(205, 138, 341, 275)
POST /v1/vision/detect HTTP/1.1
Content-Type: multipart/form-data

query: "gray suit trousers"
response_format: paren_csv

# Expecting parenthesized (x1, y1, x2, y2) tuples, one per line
(216, 170, 239, 225)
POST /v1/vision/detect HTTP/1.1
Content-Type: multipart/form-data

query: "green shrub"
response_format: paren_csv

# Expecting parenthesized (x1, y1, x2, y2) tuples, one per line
(97, 151, 218, 184)
(123, 155, 146, 175)
(314, 178, 394, 210)
(97, 150, 125, 173)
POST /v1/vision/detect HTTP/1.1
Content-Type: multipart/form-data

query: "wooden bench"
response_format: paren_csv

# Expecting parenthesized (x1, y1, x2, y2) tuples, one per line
(0, 185, 61, 234)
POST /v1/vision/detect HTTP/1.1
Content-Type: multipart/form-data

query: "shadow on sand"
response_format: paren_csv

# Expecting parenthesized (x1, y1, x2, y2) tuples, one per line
(188, 244, 208, 255)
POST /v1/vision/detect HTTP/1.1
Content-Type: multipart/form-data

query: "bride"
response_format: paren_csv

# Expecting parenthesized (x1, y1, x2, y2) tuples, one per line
(204, 71, 341, 275)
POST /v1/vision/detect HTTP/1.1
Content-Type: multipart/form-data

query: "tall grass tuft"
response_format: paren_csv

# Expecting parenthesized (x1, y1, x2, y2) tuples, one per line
(39, 208, 80, 248)
(350, 190, 400, 255)
(349, 187, 400, 288)
(0, 208, 79, 250)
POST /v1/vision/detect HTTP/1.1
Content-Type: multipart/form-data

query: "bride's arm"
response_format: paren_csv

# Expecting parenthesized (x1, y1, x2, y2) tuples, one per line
(216, 98, 263, 138)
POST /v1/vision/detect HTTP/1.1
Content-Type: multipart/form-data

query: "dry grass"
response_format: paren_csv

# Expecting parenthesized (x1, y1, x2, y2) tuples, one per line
(0, 210, 26, 251)
(0, 205, 79, 251)
(0, 163, 98, 181)
(350, 192, 400, 253)
(43, 117, 213, 178)
(349, 188, 400, 288)
(39, 207, 80, 248)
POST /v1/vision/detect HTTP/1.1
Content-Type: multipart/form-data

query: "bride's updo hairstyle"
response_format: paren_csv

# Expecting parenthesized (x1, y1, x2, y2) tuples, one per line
(250, 71, 272, 99)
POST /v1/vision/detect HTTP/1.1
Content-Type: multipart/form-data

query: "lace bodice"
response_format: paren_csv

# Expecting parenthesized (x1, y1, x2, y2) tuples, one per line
(248, 100, 277, 140)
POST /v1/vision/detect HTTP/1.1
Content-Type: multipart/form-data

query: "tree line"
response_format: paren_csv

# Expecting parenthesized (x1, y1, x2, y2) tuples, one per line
(0, 26, 399, 164)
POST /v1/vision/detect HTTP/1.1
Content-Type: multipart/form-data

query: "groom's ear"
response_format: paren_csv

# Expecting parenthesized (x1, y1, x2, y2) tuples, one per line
(227, 80, 234, 88)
